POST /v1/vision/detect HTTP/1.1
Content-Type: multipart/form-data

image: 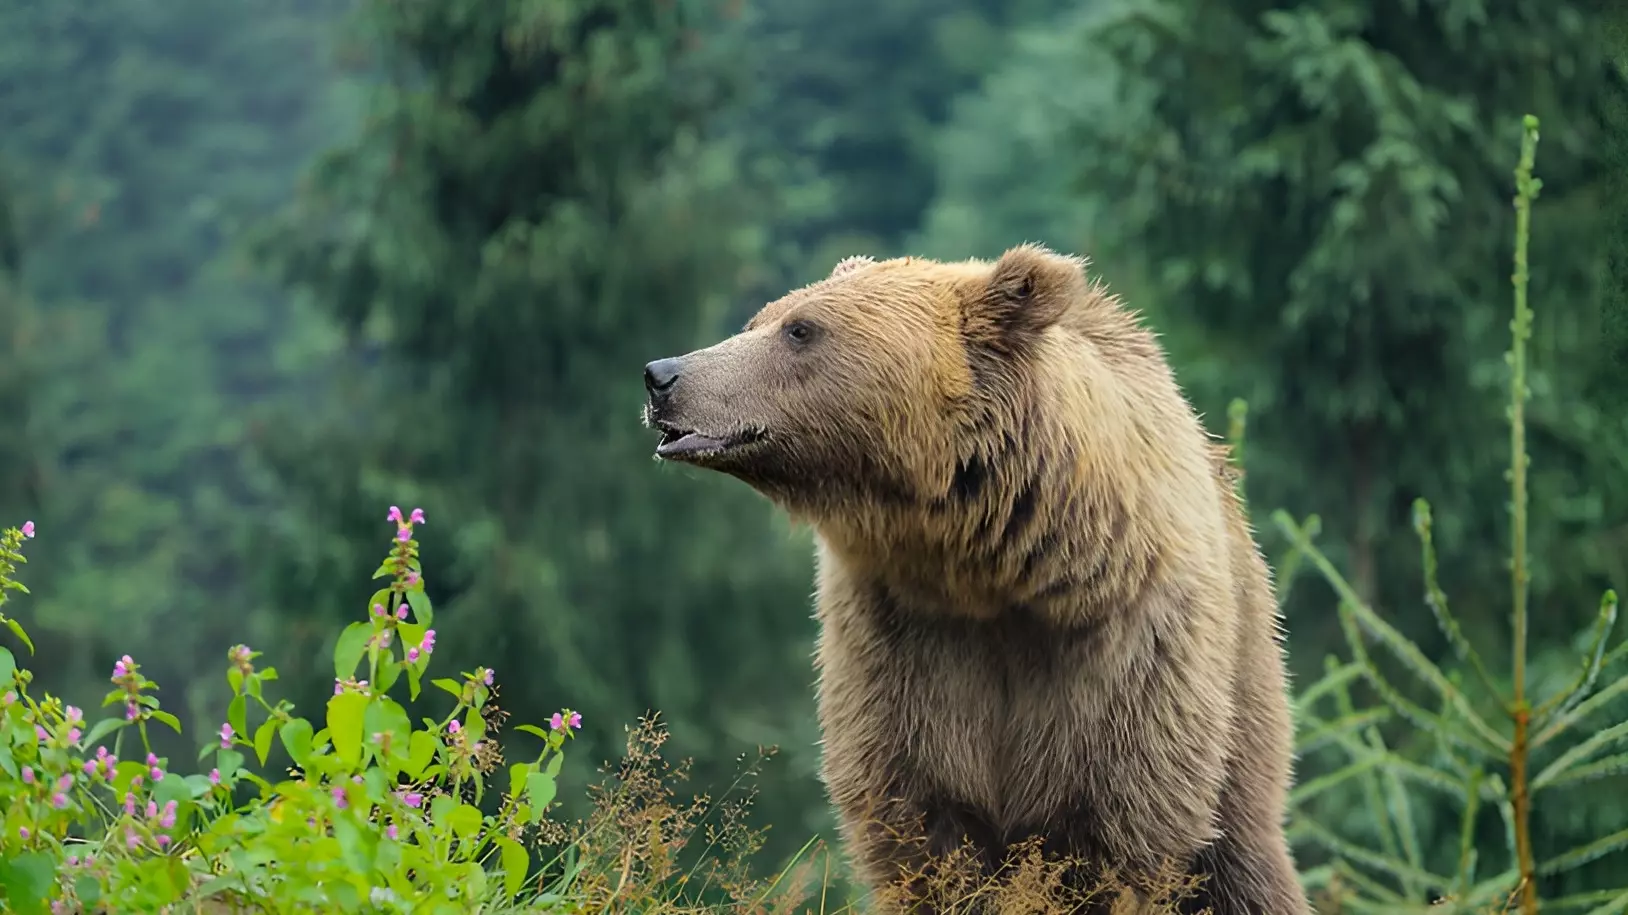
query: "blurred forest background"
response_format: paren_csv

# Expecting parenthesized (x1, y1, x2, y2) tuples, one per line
(1, 0, 1626, 905)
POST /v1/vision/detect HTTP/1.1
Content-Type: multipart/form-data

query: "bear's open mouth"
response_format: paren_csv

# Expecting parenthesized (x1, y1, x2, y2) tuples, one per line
(654, 422, 765, 460)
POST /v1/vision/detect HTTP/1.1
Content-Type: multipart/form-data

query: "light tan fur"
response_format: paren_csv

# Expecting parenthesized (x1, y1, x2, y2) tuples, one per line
(640, 244, 1309, 914)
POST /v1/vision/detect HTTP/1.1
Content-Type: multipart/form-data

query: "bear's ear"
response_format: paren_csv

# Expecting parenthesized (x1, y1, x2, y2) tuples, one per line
(829, 255, 875, 279)
(969, 243, 1085, 347)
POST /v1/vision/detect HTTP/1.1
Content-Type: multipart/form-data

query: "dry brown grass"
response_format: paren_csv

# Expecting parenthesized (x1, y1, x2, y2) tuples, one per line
(527, 714, 1208, 915)
(532, 715, 1538, 915)
(528, 713, 819, 915)
(861, 817, 1205, 915)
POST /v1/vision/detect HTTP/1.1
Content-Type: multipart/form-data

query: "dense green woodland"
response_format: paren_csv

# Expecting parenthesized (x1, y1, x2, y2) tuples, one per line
(1, 0, 1626, 906)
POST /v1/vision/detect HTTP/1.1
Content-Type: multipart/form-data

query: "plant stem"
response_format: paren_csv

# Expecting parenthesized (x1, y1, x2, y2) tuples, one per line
(1508, 113, 1541, 915)
(1511, 705, 1534, 912)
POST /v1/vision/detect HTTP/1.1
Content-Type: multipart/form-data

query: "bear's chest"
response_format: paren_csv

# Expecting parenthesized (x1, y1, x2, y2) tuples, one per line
(820, 587, 1141, 832)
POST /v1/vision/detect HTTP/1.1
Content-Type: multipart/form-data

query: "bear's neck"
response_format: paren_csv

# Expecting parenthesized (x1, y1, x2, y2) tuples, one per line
(816, 417, 1166, 628)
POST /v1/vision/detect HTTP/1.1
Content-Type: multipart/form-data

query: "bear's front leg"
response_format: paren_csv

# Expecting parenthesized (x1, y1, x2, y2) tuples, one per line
(1182, 823, 1309, 915)
(837, 790, 1007, 914)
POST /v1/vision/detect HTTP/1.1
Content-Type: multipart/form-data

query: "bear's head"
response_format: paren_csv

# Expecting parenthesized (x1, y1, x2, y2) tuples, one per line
(641, 243, 1104, 521)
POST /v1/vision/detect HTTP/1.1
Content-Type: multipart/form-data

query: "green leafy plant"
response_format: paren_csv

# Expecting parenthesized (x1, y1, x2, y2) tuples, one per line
(0, 509, 583, 914)
(1273, 116, 1628, 914)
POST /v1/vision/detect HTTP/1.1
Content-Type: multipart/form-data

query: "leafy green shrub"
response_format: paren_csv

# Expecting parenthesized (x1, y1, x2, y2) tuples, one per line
(0, 508, 586, 913)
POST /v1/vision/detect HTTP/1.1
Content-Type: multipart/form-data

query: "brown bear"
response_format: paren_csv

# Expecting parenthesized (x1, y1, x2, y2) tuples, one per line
(641, 244, 1309, 915)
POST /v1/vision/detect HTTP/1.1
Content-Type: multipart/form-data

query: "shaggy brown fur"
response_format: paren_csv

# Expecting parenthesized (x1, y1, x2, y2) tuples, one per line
(640, 244, 1309, 915)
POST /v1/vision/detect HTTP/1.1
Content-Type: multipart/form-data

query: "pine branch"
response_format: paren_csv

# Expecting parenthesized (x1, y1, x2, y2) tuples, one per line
(1413, 498, 1502, 700)
(1534, 590, 1621, 731)
(1537, 826, 1628, 878)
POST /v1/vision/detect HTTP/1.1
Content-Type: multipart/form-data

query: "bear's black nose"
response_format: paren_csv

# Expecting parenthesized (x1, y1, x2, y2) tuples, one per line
(644, 358, 682, 398)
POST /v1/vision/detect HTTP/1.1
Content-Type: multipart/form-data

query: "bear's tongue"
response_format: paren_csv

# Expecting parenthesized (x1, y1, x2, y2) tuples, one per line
(657, 430, 730, 458)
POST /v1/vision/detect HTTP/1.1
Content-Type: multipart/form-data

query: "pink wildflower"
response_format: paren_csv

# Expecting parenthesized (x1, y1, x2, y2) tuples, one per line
(65, 705, 83, 725)
(18, 826, 29, 841)
(483, 668, 494, 686)
(124, 793, 137, 815)
(67, 727, 82, 743)
(447, 719, 461, 735)
(51, 793, 69, 809)
(219, 722, 234, 748)
(407, 647, 419, 662)
(20, 766, 32, 784)
(56, 774, 71, 792)
(147, 800, 159, 818)
(209, 768, 221, 785)
(396, 527, 411, 543)
(157, 834, 171, 848)
(126, 702, 139, 721)
(398, 791, 423, 808)
(388, 506, 403, 523)
(126, 829, 139, 850)
(386, 823, 399, 840)
(569, 711, 582, 729)
(19, 520, 33, 538)
(35, 725, 48, 742)
(410, 508, 425, 524)
(332, 786, 348, 809)
(372, 603, 385, 617)
(395, 603, 408, 620)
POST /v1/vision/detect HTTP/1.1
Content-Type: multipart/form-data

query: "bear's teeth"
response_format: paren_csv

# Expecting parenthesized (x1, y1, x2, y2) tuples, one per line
(658, 431, 729, 456)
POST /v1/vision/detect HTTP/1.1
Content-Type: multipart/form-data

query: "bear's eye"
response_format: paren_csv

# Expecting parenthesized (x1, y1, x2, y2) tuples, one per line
(783, 320, 817, 347)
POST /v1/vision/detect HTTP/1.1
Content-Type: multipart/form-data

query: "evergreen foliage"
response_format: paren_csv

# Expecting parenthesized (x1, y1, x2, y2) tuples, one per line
(0, 0, 1624, 907)
(1280, 118, 1628, 913)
